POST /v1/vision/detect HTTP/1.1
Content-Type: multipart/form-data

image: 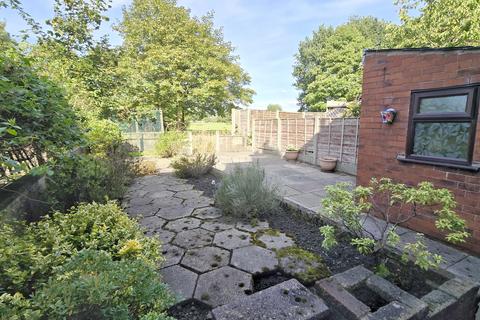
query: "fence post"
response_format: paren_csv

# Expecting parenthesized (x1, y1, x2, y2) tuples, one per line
(277, 118, 282, 152)
(215, 130, 220, 154)
(327, 119, 332, 155)
(187, 131, 193, 155)
(340, 118, 345, 162)
(354, 117, 360, 165)
(231, 109, 236, 135)
(159, 109, 165, 133)
(303, 117, 307, 158)
(313, 116, 319, 165)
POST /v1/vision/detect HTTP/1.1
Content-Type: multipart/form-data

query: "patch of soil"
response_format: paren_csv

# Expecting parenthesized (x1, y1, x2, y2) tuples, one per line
(187, 173, 217, 198)
(167, 299, 212, 320)
(253, 271, 293, 293)
(350, 286, 388, 312)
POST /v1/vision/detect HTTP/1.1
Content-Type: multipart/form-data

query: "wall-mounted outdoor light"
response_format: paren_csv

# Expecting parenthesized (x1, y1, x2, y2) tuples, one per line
(380, 108, 396, 125)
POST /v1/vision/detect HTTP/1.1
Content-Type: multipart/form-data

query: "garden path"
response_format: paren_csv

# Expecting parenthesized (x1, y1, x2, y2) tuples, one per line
(122, 170, 300, 310)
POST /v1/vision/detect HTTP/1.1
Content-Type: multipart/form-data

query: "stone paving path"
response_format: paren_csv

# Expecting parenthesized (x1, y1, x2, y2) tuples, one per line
(123, 170, 299, 309)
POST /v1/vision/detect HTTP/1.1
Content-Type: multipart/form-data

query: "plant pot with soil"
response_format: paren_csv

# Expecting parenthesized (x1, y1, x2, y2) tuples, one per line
(319, 156, 337, 172)
(284, 146, 299, 161)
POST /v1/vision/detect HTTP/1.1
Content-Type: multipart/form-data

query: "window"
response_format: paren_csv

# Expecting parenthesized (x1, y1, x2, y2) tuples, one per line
(405, 86, 478, 167)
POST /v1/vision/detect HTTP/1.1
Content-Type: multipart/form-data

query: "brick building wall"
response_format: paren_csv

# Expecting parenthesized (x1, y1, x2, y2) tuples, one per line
(357, 48, 480, 253)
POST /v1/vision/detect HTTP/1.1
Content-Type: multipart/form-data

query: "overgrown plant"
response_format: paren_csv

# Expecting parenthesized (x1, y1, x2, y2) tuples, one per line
(215, 163, 279, 219)
(319, 178, 469, 271)
(154, 131, 186, 158)
(171, 152, 216, 178)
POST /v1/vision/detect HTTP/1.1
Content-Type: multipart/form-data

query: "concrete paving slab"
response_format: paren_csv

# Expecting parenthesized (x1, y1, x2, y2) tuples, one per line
(174, 190, 204, 200)
(193, 206, 223, 220)
(183, 196, 214, 208)
(285, 193, 321, 210)
(151, 197, 184, 209)
(160, 244, 185, 268)
(167, 184, 194, 192)
(173, 228, 215, 249)
(145, 190, 175, 199)
(181, 246, 230, 273)
(194, 266, 253, 308)
(236, 220, 270, 233)
(160, 265, 198, 302)
(126, 204, 159, 217)
(258, 232, 295, 250)
(212, 279, 329, 320)
(231, 245, 278, 274)
(213, 229, 252, 250)
(157, 205, 195, 220)
(446, 255, 480, 283)
(164, 217, 202, 232)
(155, 229, 176, 244)
(138, 215, 166, 231)
(201, 219, 235, 232)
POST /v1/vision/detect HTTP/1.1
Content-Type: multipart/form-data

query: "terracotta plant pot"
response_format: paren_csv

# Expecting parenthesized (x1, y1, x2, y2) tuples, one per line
(284, 150, 299, 161)
(319, 157, 337, 172)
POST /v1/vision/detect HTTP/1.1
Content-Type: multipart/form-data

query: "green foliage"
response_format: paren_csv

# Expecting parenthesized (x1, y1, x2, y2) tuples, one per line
(31, 250, 175, 320)
(188, 122, 231, 132)
(215, 164, 279, 219)
(131, 159, 158, 176)
(0, 202, 161, 296)
(276, 246, 331, 283)
(387, 0, 480, 48)
(319, 225, 338, 250)
(293, 16, 388, 111)
(320, 178, 469, 270)
(117, 0, 254, 123)
(266, 104, 282, 112)
(85, 119, 124, 157)
(154, 131, 187, 158)
(47, 151, 132, 210)
(171, 152, 216, 178)
(401, 234, 443, 271)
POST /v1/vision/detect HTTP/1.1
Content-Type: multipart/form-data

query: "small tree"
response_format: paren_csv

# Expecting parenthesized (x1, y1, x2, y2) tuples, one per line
(319, 178, 469, 271)
(266, 104, 282, 112)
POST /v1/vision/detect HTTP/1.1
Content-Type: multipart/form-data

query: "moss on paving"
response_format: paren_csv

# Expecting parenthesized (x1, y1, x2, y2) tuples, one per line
(277, 246, 331, 284)
(250, 228, 281, 248)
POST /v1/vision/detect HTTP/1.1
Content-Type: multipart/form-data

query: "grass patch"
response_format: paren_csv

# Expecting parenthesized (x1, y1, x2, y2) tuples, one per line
(188, 122, 230, 132)
(277, 246, 331, 284)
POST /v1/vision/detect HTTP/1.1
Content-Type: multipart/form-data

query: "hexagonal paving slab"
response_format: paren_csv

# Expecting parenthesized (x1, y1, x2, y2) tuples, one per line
(126, 204, 159, 217)
(152, 197, 184, 209)
(142, 184, 170, 193)
(231, 246, 278, 275)
(167, 184, 194, 192)
(214, 229, 251, 250)
(161, 265, 198, 302)
(174, 190, 204, 200)
(155, 229, 176, 244)
(181, 246, 230, 273)
(173, 228, 215, 249)
(160, 244, 185, 268)
(258, 232, 295, 250)
(145, 190, 175, 200)
(236, 220, 270, 233)
(138, 215, 166, 231)
(183, 196, 213, 208)
(164, 217, 202, 232)
(193, 207, 223, 220)
(194, 266, 253, 308)
(128, 197, 153, 207)
(201, 218, 235, 232)
(157, 205, 194, 220)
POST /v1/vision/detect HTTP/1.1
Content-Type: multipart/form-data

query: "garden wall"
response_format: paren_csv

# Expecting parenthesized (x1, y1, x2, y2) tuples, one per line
(358, 47, 480, 253)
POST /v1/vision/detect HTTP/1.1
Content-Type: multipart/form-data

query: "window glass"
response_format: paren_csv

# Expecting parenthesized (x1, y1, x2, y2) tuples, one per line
(418, 95, 468, 113)
(413, 122, 470, 159)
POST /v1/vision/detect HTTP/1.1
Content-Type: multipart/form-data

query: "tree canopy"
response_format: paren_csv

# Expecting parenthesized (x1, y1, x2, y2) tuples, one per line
(116, 0, 254, 126)
(266, 104, 282, 112)
(386, 0, 480, 48)
(293, 16, 388, 112)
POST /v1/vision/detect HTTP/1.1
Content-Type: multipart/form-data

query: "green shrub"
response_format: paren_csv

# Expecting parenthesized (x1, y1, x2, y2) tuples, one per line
(131, 158, 158, 176)
(47, 151, 132, 210)
(0, 202, 161, 296)
(215, 164, 279, 219)
(171, 153, 216, 178)
(31, 250, 175, 320)
(154, 131, 186, 158)
(320, 178, 469, 271)
(85, 119, 124, 157)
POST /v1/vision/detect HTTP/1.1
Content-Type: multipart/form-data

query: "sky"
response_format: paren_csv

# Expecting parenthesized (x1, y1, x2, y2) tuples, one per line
(0, 0, 399, 111)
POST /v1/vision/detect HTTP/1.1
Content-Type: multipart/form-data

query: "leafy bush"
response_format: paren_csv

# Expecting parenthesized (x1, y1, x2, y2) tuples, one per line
(131, 158, 158, 176)
(154, 131, 186, 157)
(85, 119, 124, 157)
(0, 202, 161, 296)
(320, 178, 469, 270)
(215, 164, 279, 219)
(47, 151, 132, 210)
(171, 152, 216, 178)
(31, 250, 175, 320)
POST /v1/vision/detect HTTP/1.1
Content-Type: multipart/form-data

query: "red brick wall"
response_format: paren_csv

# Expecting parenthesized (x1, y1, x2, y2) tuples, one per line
(357, 48, 480, 254)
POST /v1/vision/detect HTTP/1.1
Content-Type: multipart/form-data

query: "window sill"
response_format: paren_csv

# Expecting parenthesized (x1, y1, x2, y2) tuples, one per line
(396, 155, 480, 172)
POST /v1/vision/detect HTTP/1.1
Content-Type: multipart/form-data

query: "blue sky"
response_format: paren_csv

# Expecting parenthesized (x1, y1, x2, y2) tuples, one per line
(0, 0, 399, 111)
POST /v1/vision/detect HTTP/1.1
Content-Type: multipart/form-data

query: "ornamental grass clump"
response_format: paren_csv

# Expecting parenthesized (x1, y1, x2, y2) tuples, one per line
(215, 163, 279, 219)
(171, 152, 216, 178)
(319, 178, 469, 271)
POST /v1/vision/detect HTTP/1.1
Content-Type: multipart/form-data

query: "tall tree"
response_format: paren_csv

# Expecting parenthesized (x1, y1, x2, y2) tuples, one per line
(117, 0, 254, 126)
(293, 17, 388, 112)
(387, 0, 480, 48)
(266, 104, 282, 112)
